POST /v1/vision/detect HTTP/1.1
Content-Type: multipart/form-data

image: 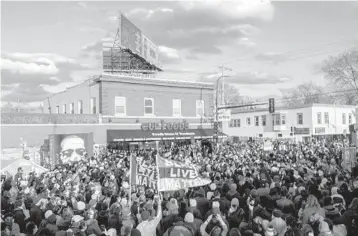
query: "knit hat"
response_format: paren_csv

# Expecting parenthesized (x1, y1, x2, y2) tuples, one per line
(231, 198, 239, 206)
(184, 212, 194, 223)
(272, 209, 283, 218)
(77, 201, 86, 211)
(265, 226, 275, 236)
(189, 199, 197, 207)
(45, 210, 53, 220)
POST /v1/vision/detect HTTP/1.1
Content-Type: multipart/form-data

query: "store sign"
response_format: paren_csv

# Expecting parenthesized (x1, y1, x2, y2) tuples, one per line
(218, 109, 231, 122)
(315, 127, 326, 134)
(141, 120, 189, 131)
(294, 127, 310, 135)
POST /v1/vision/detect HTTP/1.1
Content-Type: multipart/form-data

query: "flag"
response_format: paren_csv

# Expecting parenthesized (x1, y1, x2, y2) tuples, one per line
(156, 155, 211, 192)
(130, 155, 158, 190)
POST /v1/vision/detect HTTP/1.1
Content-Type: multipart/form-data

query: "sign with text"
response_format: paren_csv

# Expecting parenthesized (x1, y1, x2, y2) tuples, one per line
(156, 155, 211, 191)
(121, 14, 142, 55)
(263, 139, 273, 151)
(130, 155, 158, 190)
(141, 121, 189, 131)
(294, 127, 310, 135)
(218, 109, 231, 122)
(315, 127, 326, 134)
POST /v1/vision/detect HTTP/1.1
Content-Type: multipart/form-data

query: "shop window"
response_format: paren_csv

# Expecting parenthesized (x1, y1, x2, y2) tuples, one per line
(262, 115, 266, 126)
(173, 99, 181, 116)
(115, 96, 126, 115)
(259, 134, 263, 137)
(324, 112, 329, 124)
(78, 100, 83, 114)
(297, 113, 303, 125)
(317, 112, 321, 124)
(144, 98, 154, 115)
(56, 106, 60, 114)
(278, 133, 283, 137)
(255, 116, 259, 126)
(196, 100, 204, 117)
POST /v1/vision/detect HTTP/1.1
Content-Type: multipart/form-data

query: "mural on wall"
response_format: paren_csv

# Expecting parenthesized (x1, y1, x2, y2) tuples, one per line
(50, 133, 94, 166)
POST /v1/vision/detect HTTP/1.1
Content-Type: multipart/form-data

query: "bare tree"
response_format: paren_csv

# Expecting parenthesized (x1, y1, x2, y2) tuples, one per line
(322, 49, 358, 105)
(223, 84, 244, 105)
(281, 81, 334, 106)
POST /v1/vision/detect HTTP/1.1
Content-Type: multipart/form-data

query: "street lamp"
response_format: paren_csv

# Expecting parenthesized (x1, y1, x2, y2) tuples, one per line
(215, 75, 228, 142)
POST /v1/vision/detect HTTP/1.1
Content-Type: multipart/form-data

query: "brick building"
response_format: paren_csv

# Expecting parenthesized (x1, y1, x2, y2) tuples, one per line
(40, 73, 219, 148)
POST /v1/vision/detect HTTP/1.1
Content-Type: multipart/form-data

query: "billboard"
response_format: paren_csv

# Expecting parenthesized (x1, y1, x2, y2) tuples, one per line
(121, 14, 142, 56)
(102, 14, 161, 70)
(49, 133, 93, 166)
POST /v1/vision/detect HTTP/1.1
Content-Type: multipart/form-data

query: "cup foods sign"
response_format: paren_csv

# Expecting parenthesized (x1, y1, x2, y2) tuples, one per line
(141, 120, 189, 131)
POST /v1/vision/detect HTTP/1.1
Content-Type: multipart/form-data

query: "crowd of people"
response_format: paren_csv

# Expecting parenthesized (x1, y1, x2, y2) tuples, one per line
(1, 138, 358, 236)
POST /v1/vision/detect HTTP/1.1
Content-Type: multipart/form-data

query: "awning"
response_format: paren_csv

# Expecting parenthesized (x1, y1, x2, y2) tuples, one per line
(107, 129, 226, 142)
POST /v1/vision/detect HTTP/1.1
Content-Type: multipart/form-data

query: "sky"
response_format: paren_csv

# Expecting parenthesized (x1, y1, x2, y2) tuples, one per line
(1, 0, 358, 107)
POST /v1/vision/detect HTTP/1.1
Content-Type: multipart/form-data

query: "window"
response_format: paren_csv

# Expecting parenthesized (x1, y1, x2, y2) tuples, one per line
(196, 100, 204, 117)
(349, 114, 352, 124)
(90, 97, 96, 114)
(262, 115, 266, 126)
(144, 98, 154, 115)
(229, 120, 233, 127)
(342, 113, 346, 124)
(297, 113, 303, 125)
(324, 112, 329, 124)
(56, 106, 60, 114)
(275, 114, 280, 125)
(77, 100, 83, 114)
(281, 115, 286, 125)
(115, 97, 126, 115)
(63, 104, 67, 114)
(173, 99, 181, 116)
(69, 103, 74, 114)
(255, 116, 259, 126)
(278, 133, 283, 138)
(317, 112, 321, 124)
(237, 119, 241, 127)
(246, 117, 251, 126)
(233, 120, 237, 127)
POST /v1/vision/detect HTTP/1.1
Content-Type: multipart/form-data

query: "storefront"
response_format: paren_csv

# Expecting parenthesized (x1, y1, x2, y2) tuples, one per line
(107, 121, 226, 151)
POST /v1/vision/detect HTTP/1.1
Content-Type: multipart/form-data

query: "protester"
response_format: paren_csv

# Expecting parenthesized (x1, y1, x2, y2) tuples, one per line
(1, 138, 357, 236)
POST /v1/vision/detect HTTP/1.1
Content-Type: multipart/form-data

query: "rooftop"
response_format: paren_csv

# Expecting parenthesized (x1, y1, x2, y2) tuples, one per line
(231, 103, 357, 114)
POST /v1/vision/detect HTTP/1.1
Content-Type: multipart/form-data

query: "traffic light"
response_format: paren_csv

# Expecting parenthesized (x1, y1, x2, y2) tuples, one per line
(214, 121, 218, 135)
(269, 98, 275, 113)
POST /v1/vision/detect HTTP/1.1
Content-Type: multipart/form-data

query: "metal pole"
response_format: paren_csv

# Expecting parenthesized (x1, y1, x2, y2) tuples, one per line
(215, 76, 226, 143)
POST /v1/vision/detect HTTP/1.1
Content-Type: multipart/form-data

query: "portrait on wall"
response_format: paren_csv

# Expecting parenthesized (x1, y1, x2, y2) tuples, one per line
(49, 133, 93, 166)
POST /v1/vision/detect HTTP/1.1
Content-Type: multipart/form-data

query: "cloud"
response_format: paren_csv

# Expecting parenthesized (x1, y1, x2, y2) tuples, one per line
(80, 26, 107, 34)
(77, 2, 88, 9)
(158, 46, 181, 64)
(117, 1, 270, 54)
(198, 71, 292, 85)
(0, 58, 59, 75)
(1, 52, 91, 103)
(238, 37, 257, 47)
(41, 82, 79, 94)
(255, 52, 288, 63)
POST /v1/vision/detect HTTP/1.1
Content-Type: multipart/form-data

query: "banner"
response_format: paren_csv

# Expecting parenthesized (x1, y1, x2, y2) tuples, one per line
(263, 139, 273, 151)
(342, 147, 357, 172)
(218, 109, 231, 122)
(49, 133, 93, 166)
(130, 156, 158, 190)
(156, 155, 211, 191)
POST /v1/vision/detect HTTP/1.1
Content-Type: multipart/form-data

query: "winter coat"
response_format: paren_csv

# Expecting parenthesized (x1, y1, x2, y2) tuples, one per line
(13, 207, 26, 233)
(86, 219, 102, 236)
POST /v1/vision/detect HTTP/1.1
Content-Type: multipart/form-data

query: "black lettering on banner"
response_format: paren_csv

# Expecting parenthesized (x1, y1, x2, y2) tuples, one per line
(148, 123, 155, 131)
(179, 123, 185, 130)
(141, 123, 148, 131)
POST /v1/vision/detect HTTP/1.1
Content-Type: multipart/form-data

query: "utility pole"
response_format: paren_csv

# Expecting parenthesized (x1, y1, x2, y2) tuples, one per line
(218, 65, 232, 106)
